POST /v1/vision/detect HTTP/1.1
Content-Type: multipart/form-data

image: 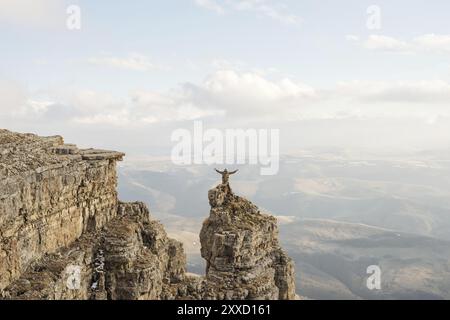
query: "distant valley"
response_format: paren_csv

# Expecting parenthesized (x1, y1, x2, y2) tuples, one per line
(118, 150, 450, 299)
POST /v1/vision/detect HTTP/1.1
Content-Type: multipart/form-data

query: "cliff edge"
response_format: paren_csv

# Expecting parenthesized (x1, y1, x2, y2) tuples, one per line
(0, 129, 295, 300)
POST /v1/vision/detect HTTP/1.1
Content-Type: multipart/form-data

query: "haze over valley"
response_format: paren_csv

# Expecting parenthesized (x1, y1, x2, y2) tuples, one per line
(118, 148, 450, 299)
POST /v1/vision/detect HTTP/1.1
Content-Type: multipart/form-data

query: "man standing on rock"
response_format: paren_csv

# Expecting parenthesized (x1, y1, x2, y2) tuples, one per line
(215, 168, 238, 185)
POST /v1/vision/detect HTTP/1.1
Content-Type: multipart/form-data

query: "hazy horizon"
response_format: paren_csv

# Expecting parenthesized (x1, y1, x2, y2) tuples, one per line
(1, 1, 450, 157)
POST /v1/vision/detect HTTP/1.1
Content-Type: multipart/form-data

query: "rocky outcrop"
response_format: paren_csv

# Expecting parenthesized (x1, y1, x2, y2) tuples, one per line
(199, 183, 296, 300)
(0, 129, 295, 300)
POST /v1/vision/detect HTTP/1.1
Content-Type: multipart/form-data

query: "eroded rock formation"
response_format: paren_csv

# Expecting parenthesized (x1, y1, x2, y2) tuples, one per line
(199, 183, 296, 300)
(0, 129, 295, 300)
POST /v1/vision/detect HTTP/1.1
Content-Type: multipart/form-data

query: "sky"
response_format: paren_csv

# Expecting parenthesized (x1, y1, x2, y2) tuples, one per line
(1, 0, 450, 155)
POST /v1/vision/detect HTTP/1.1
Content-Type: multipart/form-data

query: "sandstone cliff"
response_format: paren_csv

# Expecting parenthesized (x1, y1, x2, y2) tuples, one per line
(0, 129, 295, 300)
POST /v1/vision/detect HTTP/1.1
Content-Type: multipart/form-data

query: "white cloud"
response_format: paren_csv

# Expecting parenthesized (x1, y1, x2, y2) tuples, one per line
(94, 78, 450, 124)
(364, 35, 411, 53)
(357, 34, 450, 54)
(87, 53, 163, 72)
(173, 70, 318, 121)
(4, 73, 450, 126)
(0, 71, 316, 125)
(202, 69, 316, 102)
(125, 70, 316, 123)
(130, 90, 223, 123)
(232, 0, 300, 25)
(413, 34, 450, 53)
(0, 0, 65, 28)
(194, 0, 300, 25)
(345, 35, 359, 42)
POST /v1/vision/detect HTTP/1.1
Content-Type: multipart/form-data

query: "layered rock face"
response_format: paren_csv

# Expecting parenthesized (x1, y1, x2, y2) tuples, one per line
(0, 129, 295, 300)
(0, 130, 124, 292)
(199, 184, 296, 300)
(0, 130, 185, 299)
(2, 202, 186, 300)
